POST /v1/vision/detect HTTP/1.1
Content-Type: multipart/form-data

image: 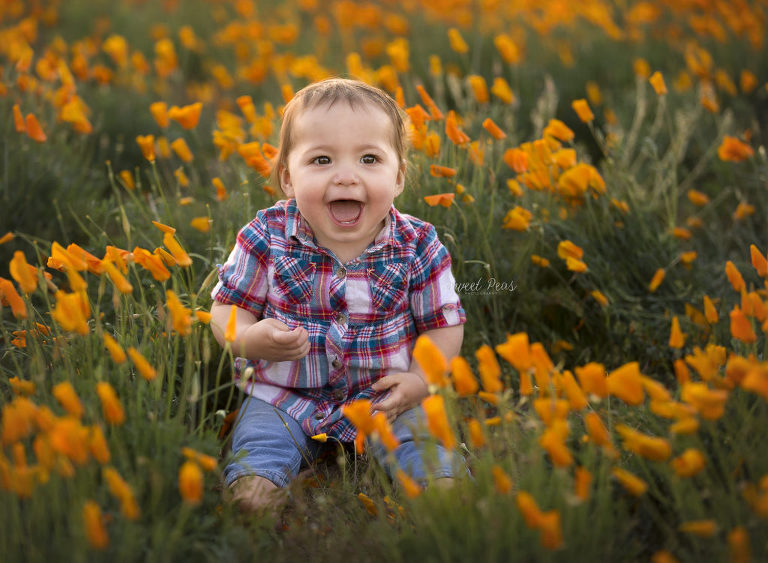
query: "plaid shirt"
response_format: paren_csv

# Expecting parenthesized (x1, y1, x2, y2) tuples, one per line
(212, 199, 465, 441)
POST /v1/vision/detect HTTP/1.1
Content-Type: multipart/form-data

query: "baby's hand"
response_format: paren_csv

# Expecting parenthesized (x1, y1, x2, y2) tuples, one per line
(371, 371, 428, 423)
(244, 318, 309, 362)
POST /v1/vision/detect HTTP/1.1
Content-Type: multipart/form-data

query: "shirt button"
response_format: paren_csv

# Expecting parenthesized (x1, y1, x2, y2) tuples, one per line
(332, 389, 345, 401)
(337, 267, 346, 279)
(314, 413, 324, 420)
(336, 312, 347, 325)
(331, 358, 342, 369)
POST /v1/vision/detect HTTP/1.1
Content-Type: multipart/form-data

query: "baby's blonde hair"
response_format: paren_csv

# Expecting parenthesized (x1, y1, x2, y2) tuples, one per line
(272, 78, 407, 191)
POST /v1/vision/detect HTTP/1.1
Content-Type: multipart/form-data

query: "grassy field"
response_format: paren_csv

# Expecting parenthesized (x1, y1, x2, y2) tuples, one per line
(1, 0, 768, 561)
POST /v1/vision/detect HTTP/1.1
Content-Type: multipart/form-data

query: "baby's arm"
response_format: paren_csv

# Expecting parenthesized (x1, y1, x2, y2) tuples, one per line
(372, 323, 464, 421)
(210, 300, 309, 362)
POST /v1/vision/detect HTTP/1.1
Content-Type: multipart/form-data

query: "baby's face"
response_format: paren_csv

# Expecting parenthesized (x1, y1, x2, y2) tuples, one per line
(280, 102, 405, 263)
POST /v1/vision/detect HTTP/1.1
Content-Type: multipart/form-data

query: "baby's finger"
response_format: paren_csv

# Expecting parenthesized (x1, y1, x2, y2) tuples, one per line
(272, 326, 306, 346)
(371, 374, 400, 392)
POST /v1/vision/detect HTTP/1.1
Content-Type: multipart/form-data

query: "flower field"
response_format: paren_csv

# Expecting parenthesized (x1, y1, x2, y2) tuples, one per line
(2, 0, 768, 560)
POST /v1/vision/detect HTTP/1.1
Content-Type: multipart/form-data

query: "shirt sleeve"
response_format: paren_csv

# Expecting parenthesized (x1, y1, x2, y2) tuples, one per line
(210, 213, 270, 318)
(409, 222, 466, 332)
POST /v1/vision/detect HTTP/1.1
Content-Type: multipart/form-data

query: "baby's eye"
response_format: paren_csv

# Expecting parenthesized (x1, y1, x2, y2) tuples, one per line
(312, 156, 331, 165)
(361, 154, 378, 164)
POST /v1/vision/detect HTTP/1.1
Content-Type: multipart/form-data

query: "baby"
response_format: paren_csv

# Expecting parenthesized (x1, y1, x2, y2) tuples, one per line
(210, 78, 465, 512)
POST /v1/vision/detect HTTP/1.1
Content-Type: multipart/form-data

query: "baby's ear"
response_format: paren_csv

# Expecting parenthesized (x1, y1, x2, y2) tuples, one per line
(279, 165, 295, 197)
(394, 161, 406, 196)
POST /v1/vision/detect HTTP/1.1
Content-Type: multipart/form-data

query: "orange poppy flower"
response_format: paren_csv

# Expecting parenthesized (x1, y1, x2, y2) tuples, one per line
(557, 240, 584, 260)
(416, 85, 443, 120)
(0, 278, 28, 319)
(149, 101, 169, 128)
(670, 448, 706, 477)
(445, 112, 470, 145)
(103, 333, 126, 364)
(502, 206, 532, 231)
(703, 295, 719, 323)
(168, 102, 203, 129)
(429, 164, 457, 178)
(491, 77, 515, 104)
(421, 394, 456, 449)
(725, 261, 746, 292)
(102, 260, 133, 294)
(413, 334, 448, 386)
(606, 362, 645, 405)
(103, 467, 140, 519)
(224, 304, 238, 344)
(171, 138, 193, 162)
(128, 347, 157, 381)
(649, 71, 667, 95)
(178, 460, 203, 505)
(750, 244, 768, 277)
(648, 268, 666, 292)
(615, 424, 671, 461)
(538, 510, 563, 550)
(179, 305, 206, 325)
(181, 447, 217, 472)
(728, 527, 750, 563)
(681, 382, 728, 420)
(136, 134, 155, 161)
(467, 418, 486, 448)
(687, 189, 709, 206)
(190, 217, 211, 232)
(575, 362, 608, 397)
(591, 289, 609, 307)
(612, 467, 647, 496)
(516, 491, 544, 528)
(9, 251, 37, 294)
(13, 104, 26, 133)
(475, 344, 503, 393)
(162, 232, 192, 267)
(51, 290, 90, 334)
(166, 290, 193, 336)
(730, 306, 756, 343)
(669, 316, 686, 349)
(560, 370, 588, 410)
(342, 399, 375, 436)
(96, 382, 125, 425)
(495, 332, 531, 373)
(481, 117, 506, 140)
(52, 381, 84, 419)
(447, 27, 468, 54)
(25, 113, 47, 142)
(571, 99, 594, 123)
(468, 75, 489, 104)
(492, 465, 513, 494)
(82, 501, 109, 549)
(679, 520, 717, 537)
(450, 356, 478, 396)
(574, 466, 592, 501)
(423, 193, 455, 208)
(718, 136, 754, 162)
(372, 412, 400, 452)
(396, 469, 422, 498)
(543, 119, 574, 142)
(89, 425, 111, 465)
(133, 247, 171, 281)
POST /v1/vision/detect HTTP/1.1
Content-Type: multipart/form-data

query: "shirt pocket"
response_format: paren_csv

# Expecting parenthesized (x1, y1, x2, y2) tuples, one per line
(368, 262, 408, 311)
(272, 255, 316, 305)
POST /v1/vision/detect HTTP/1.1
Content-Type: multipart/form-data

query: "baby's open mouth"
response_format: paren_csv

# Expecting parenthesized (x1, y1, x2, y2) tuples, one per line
(329, 200, 363, 225)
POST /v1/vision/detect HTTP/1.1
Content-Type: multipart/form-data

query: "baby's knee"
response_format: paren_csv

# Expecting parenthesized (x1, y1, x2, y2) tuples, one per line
(228, 475, 285, 514)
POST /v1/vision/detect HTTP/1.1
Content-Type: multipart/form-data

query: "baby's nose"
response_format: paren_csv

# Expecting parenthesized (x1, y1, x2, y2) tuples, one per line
(332, 165, 359, 185)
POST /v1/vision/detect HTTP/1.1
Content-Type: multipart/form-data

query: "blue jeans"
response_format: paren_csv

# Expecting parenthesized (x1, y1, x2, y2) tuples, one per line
(223, 395, 459, 487)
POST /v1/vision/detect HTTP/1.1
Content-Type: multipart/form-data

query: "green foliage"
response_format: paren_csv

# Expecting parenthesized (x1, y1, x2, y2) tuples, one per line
(2, 0, 768, 561)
